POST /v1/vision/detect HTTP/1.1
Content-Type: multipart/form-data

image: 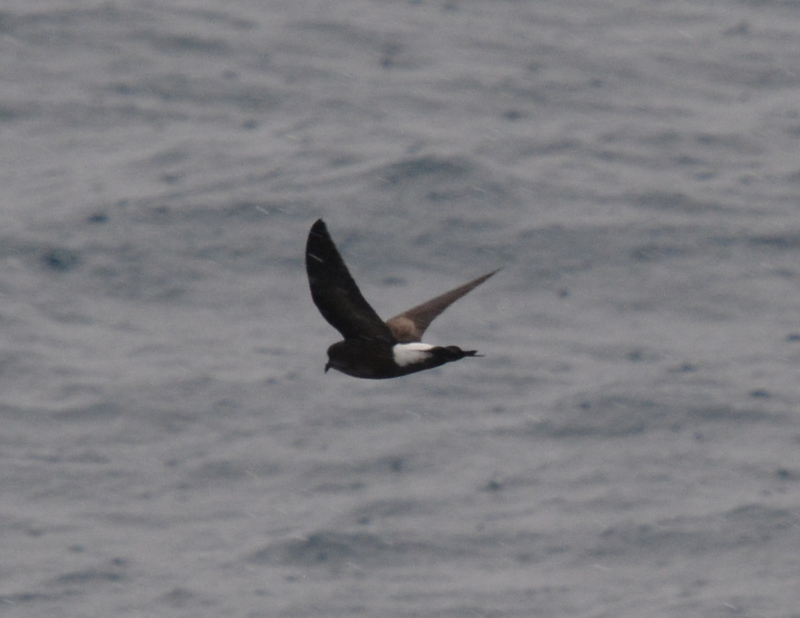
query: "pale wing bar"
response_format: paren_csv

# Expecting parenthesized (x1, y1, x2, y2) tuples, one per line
(385, 269, 500, 343)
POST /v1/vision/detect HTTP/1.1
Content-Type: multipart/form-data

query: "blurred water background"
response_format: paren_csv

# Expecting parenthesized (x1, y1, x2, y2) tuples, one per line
(2, 1, 800, 616)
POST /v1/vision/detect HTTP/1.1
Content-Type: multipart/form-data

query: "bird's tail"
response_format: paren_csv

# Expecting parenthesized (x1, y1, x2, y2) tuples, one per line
(433, 346, 483, 361)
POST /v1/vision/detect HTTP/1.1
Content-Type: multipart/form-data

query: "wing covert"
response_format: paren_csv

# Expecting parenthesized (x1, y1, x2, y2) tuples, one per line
(385, 269, 499, 343)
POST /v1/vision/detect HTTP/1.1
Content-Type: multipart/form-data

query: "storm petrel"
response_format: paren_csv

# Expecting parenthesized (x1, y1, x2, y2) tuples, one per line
(305, 219, 498, 379)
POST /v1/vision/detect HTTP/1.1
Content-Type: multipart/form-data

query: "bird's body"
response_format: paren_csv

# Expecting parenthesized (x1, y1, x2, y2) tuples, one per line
(305, 219, 497, 379)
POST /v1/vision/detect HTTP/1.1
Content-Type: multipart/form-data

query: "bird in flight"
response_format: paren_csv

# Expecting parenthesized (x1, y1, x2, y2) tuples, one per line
(305, 219, 498, 379)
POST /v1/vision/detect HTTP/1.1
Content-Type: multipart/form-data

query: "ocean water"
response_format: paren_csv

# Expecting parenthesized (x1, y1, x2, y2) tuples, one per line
(2, 0, 800, 616)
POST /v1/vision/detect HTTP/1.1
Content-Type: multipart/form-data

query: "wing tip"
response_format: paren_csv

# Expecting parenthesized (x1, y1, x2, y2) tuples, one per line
(482, 267, 502, 280)
(310, 218, 327, 235)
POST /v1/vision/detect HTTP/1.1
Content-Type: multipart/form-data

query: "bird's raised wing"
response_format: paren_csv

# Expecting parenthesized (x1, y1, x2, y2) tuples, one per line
(306, 219, 396, 343)
(385, 269, 499, 343)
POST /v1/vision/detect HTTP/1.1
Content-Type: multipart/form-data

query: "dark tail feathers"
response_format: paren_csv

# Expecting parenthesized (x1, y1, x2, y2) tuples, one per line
(432, 346, 482, 362)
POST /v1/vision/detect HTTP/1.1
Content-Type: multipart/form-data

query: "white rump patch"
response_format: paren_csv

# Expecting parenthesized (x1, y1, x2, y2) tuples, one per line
(392, 342, 434, 367)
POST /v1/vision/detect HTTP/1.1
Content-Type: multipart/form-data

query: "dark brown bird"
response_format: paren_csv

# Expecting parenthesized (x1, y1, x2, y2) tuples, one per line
(305, 219, 497, 379)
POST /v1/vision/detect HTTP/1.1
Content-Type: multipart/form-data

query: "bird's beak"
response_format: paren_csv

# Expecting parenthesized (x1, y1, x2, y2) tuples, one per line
(324, 362, 331, 373)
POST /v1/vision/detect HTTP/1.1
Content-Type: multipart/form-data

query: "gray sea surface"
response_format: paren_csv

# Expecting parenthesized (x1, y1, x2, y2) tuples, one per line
(2, 0, 800, 616)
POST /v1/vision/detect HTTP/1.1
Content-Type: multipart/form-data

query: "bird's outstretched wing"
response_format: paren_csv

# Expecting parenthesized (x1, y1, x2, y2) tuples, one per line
(385, 269, 499, 343)
(306, 219, 395, 343)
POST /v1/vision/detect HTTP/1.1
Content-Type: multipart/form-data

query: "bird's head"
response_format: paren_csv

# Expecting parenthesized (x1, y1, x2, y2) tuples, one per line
(325, 341, 348, 374)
